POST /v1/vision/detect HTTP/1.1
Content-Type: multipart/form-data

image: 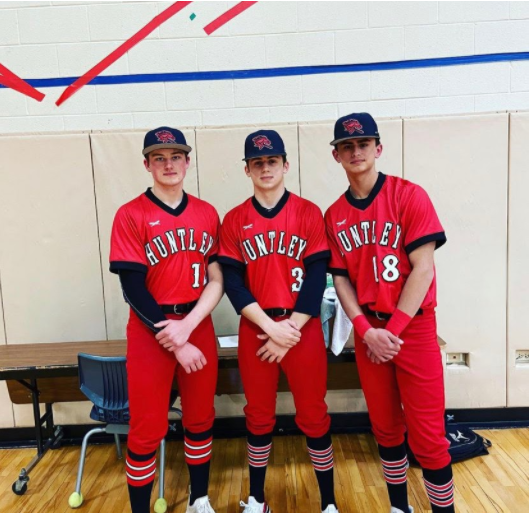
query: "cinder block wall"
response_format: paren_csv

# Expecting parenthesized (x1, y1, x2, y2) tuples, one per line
(0, 112, 527, 428)
(0, 1, 528, 132)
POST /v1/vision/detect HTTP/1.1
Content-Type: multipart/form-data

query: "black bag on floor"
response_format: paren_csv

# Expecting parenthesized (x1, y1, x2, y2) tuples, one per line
(406, 424, 492, 465)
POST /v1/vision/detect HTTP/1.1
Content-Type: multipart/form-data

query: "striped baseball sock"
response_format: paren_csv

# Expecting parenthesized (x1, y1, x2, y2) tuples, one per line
(423, 464, 455, 511)
(185, 429, 213, 505)
(126, 449, 156, 513)
(247, 432, 273, 504)
(378, 443, 409, 512)
(306, 432, 336, 510)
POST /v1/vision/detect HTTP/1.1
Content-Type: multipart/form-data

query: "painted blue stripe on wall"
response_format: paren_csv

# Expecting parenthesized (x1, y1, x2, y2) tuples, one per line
(1, 52, 528, 90)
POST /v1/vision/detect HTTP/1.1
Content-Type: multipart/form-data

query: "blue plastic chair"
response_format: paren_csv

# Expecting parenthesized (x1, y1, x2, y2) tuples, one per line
(68, 353, 181, 512)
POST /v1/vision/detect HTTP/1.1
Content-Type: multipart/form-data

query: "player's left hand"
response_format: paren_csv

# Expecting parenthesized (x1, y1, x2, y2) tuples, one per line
(366, 347, 387, 364)
(154, 319, 193, 352)
(256, 339, 289, 363)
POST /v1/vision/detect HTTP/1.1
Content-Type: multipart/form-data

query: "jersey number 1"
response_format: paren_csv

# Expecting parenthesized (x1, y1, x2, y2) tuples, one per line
(372, 255, 400, 283)
(191, 263, 201, 288)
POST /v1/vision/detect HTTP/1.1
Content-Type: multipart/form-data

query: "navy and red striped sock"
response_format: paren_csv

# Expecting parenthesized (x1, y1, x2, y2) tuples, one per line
(184, 429, 213, 505)
(423, 464, 455, 512)
(306, 432, 336, 510)
(247, 432, 273, 504)
(126, 449, 156, 513)
(378, 443, 409, 512)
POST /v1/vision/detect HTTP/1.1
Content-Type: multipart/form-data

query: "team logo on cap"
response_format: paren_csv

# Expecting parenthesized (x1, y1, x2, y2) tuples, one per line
(252, 135, 273, 151)
(342, 119, 364, 135)
(155, 130, 177, 143)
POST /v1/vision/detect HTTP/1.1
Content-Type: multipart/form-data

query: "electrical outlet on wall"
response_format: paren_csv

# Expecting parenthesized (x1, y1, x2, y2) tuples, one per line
(446, 353, 468, 366)
(515, 350, 529, 365)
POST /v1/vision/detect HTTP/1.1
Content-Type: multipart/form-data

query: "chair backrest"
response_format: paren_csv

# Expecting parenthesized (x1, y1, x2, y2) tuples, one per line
(78, 353, 130, 424)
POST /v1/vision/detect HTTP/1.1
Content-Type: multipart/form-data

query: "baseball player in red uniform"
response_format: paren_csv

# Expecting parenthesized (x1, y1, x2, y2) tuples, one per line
(219, 130, 339, 513)
(325, 113, 454, 513)
(110, 127, 223, 513)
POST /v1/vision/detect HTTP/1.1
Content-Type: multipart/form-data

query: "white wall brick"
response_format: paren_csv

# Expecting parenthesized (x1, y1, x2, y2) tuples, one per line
(510, 1, 529, 19)
(0, 10, 19, 44)
(266, 32, 334, 67)
(298, 2, 367, 31)
(405, 24, 474, 60)
(269, 104, 337, 123)
(234, 76, 301, 107)
(0, 88, 27, 117)
(475, 20, 529, 54)
(0, 115, 64, 134)
(0, 44, 59, 78)
(440, 62, 510, 96)
(159, 2, 231, 39)
(225, 2, 298, 36)
(57, 41, 129, 76)
(511, 61, 529, 92)
(371, 68, 439, 100)
(1, 2, 50, 8)
(335, 27, 404, 65)
(96, 83, 166, 113)
(202, 107, 270, 126)
(133, 110, 202, 129)
(439, 2, 509, 23)
(197, 36, 266, 71)
(337, 100, 407, 118)
(88, 2, 159, 42)
(18, 5, 89, 44)
(28, 86, 96, 116)
(128, 39, 197, 74)
(369, 1, 438, 28)
(166, 80, 234, 110)
(475, 92, 529, 112)
(405, 95, 475, 116)
(302, 72, 370, 104)
(63, 113, 133, 131)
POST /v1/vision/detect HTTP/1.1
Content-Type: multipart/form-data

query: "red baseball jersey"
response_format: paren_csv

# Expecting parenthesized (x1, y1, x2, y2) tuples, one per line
(325, 173, 446, 313)
(219, 191, 330, 310)
(110, 189, 220, 304)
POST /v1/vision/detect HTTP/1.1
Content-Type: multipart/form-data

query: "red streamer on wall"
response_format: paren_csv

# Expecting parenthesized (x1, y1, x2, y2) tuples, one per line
(203, 2, 258, 35)
(0, 62, 45, 102)
(56, 1, 192, 106)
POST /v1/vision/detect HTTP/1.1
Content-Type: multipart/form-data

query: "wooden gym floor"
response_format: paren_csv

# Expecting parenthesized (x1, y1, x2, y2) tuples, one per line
(0, 429, 527, 513)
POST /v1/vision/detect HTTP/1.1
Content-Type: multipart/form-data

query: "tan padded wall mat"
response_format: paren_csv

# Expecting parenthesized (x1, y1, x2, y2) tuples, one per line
(196, 124, 300, 335)
(404, 114, 508, 408)
(0, 133, 106, 426)
(0, 285, 14, 427)
(91, 130, 199, 340)
(507, 112, 529, 407)
(299, 119, 403, 213)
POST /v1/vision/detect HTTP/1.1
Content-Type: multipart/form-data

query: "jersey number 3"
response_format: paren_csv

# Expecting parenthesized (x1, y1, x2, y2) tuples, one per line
(372, 255, 400, 283)
(291, 267, 304, 292)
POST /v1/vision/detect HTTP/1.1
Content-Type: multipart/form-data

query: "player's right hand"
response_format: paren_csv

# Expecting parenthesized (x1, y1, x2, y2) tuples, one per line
(173, 342, 207, 374)
(262, 319, 301, 348)
(363, 328, 403, 363)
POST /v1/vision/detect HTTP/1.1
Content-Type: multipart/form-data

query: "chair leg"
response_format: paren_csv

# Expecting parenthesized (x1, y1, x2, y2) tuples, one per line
(159, 438, 166, 499)
(74, 427, 106, 494)
(114, 433, 123, 459)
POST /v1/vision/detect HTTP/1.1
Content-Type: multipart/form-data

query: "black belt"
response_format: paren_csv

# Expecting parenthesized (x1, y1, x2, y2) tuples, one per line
(264, 308, 293, 317)
(362, 305, 423, 320)
(160, 301, 198, 315)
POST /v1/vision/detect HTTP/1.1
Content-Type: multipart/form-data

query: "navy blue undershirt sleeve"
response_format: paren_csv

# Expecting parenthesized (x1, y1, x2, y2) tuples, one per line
(119, 269, 167, 332)
(294, 258, 327, 317)
(221, 260, 257, 315)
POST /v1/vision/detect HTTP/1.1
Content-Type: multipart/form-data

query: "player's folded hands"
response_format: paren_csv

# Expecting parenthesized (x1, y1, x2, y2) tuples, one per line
(173, 342, 207, 374)
(363, 328, 403, 364)
(261, 319, 301, 348)
(154, 319, 192, 351)
(256, 339, 289, 363)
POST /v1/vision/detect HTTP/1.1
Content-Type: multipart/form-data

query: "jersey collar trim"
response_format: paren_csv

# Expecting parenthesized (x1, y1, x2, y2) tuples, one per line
(144, 188, 188, 217)
(345, 172, 386, 210)
(252, 189, 290, 219)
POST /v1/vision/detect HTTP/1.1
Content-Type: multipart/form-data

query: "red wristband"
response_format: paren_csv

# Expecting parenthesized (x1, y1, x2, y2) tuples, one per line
(385, 309, 413, 337)
(352, 314, 373, 339)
